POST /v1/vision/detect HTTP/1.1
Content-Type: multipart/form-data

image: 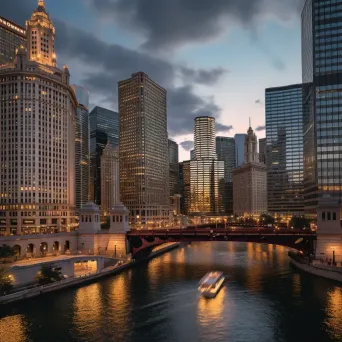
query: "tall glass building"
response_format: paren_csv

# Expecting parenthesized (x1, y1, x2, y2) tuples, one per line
(234, 134, 247, 167)
(89, 106, 119, 206)
(179, 161, 191, 215)
(265, 84, 305, 216)
(168, 139, 179, 196)
(216, 137, 236, 214)
(302, 0, 342, 215)
(73, 85, 90, 212)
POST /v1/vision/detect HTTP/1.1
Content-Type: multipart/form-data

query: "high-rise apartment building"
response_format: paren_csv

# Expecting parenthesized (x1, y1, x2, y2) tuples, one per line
(89, 106, 119, 205)
(216, 137, 236, 214)
(259, 138, 266, 164)
(302, 0, 342, 215)
(168, 139, 179, 196)
(266, 84, 304, 216)
(233, 126, 267, 216)
(190, 149, 195, 160)
(179, 161, 191, 215)
(73, 85, 90, 212)
(190, 117, 225, 215)
(118, 72, 169, 227)
(100, 144, 120, 217)
(0, 16, 26, 65)
(0, 0, 77, 236)
(234, 133, 247, 167)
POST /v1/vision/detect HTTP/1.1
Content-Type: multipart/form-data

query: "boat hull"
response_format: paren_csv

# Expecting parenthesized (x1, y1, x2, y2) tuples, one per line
(199, 276, 225, 298)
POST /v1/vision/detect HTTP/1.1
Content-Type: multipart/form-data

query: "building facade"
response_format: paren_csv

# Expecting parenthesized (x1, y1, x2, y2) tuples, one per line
(168, 139, 179, 196)
(189, 117, 225, 215)
(302, 0, 342, 215)
(89, 106, 119, 205)
(0, 1, 77, 236)
(266, 84, 304, 216)
(259, 138, 266, 164)
(234, 133, 247, 167)
(233, 126, 267, 216)
(0, 16, 26, 65)
(118, 72, 169, 227)
(73, 85, 90, 212)
(100, 144, 120, 217)
(179, 161, 191, 215)
(216, 137, 236, 214)
(190, 149, 195, 160)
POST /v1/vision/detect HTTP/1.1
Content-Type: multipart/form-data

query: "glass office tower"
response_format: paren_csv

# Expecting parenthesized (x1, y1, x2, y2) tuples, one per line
(234, 134, 247, 167)
(302, 0, 342, 215)
(168, 139, 179, 196)
(265, 84, 305, 216)
(89, 106, 119, 205)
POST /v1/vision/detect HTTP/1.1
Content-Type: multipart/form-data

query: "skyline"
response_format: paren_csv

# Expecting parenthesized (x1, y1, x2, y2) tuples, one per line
(2, 0, 305, 161)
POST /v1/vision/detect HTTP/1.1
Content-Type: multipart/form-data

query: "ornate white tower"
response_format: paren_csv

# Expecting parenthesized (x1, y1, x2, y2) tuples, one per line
(244, 121, 259, 163)
(79, 202, 101, 233)
(26, 0, 57, 67)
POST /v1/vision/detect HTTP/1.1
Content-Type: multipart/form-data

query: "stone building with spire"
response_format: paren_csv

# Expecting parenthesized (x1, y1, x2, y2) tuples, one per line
(232, 124, 267, 217)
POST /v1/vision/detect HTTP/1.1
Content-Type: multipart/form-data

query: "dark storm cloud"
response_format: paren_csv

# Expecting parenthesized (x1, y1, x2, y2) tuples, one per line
(216, 124, 233, 134)
(179, 141, 194, 152)
(90, 0, 306, 51)
(255, 125, 266, 132)
(180, 66, 229, 86)
(0, 0, 36, 25)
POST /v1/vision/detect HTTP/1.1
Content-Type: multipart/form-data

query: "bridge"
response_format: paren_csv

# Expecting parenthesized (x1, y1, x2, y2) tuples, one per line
(127, 227, 316, 258)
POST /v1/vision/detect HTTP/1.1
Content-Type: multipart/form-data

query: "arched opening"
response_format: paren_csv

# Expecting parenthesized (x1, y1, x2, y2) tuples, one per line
(64, 240, 70, 253)
(13, 245, 21, 257)
(40, 242, 48, 256)
(27, 243, 34, 256)
(53, 241, 59, 252)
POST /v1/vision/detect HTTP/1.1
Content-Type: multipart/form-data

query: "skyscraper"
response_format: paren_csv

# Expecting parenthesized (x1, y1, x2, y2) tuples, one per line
(179, 161, 191, 215)
(0, 0, 77, 235)
(89, 106, 119, 205)
(216, 137, 236, 214)
(190, 117, 225, 215)
(302, 0, 342, 215)
(118, 72, 169, 227)
(234, 133, 247, 167)
(0, 16, 26, 65)
(168, 139, 179, 196)
(190, 149, 195, 160)
(259, 138, 266, 164)
(266, 84, 304, 216)
(73, 85, 90, 212)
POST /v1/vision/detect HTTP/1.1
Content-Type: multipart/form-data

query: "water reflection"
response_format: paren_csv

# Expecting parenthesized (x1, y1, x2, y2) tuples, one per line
(325, 287, 342, 340)
(0, 314, 27, 342)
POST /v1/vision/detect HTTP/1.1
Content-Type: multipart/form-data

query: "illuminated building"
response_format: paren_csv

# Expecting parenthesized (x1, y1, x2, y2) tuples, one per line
(233, 126, 267, 216)
(73, 85, 90, 212)
(190, 117, 225, 215)
(190, 149, 195, 160)
(0, 0, 77, 236)
(100, 144, 120, 217)
(89, 106, 119, 205)
(0, 16, 26, 65)
(266, 84, 304, 216)
(302, 0, 342, 215)
(259, 138, 266, 164)
(118, 72, 169, 227)
(179, 161, 191, 215)
(216, 136, 235, 214)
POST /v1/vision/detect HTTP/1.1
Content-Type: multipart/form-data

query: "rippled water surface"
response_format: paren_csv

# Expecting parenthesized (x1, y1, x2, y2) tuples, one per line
(1, 242, 342, 342)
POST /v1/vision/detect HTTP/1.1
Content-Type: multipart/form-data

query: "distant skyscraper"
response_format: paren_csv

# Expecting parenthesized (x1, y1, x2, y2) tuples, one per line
(216, 137, 236, 214)
(118, 72, 169, 227)
(0, 16, 26, 65)
(302, 0, 342, 215)
(89, 106, 119, 205)
(0, 1, 77, 235)
(259, 138, 266, 164)
(266, 84, 304, 216)
(179, 161, 191, 215)
(73, 85, 90, 212)
(233, 126, 267, 216)
(190, 149, 195, 160)
(100, 145, 120, 217)
(190, 117, 224, 215)
(168, 139, 179, 196)
(234, 134, 247, 167)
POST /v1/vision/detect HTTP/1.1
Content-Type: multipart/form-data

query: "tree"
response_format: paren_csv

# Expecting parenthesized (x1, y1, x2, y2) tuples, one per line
(0, 268, 13, 296)
(0, 245, 16, 259)
(290, 216, 311, 230)
(259, 214, 275, 225)
(36, 265, 63, 285)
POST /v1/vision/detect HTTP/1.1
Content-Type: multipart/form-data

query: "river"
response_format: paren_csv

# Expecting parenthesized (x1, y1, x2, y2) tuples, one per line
(0, 242, 342, 342)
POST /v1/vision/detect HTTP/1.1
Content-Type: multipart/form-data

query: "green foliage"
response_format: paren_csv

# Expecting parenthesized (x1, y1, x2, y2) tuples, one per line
(290, 216, 311, 230)
(259, 214, 275, 225)
(0, 268, 13, 296)
(0, 244, 16, 259)
(36, 265, 63, 285)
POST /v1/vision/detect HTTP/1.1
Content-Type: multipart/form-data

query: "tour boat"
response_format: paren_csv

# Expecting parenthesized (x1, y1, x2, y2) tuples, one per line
(198, 271, 225, 298)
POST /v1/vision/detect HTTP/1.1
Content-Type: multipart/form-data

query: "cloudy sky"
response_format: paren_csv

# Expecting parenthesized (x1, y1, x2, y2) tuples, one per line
(2, 0, 305, 161)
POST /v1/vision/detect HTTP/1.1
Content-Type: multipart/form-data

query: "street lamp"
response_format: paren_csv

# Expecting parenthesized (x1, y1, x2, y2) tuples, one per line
(331, 247, 336, 265)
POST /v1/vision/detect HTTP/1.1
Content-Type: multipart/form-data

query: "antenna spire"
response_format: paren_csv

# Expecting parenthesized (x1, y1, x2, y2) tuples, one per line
(249, 117, 251, 128)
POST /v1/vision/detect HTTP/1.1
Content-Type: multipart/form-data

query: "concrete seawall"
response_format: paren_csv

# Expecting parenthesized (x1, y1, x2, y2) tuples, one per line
(0, 242, 180, 305)
(290, 258, 342, 283)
